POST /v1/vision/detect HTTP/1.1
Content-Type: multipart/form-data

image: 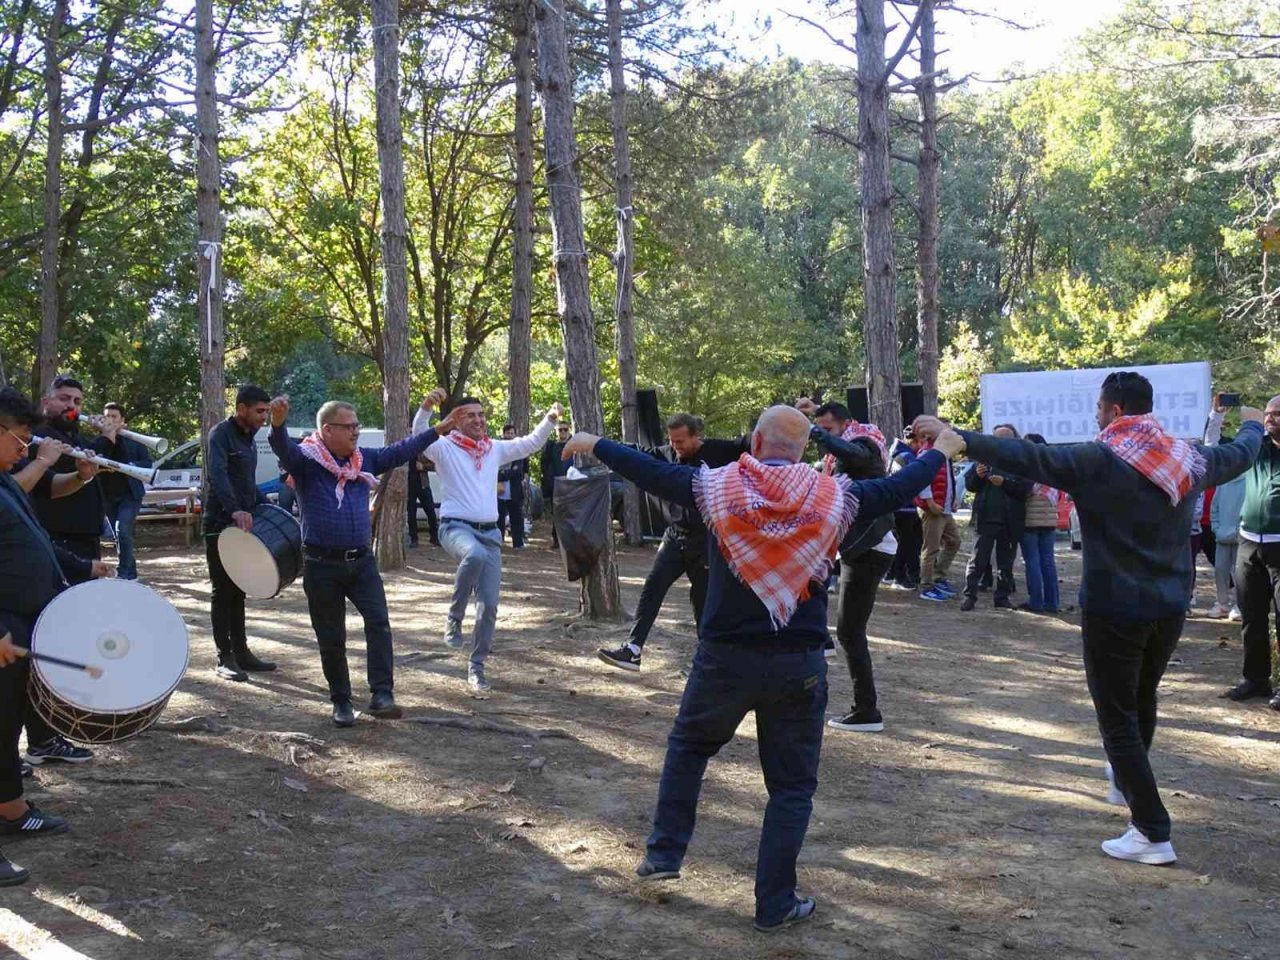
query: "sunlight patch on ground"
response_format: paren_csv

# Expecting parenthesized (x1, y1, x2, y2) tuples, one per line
(29, 890, 141, 941)
(0, 907, 113, 960)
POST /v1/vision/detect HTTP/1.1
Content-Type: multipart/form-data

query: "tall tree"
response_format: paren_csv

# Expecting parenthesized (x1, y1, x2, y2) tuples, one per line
(506, 0, 534, 434)
(371, 0, 411, 572)
(535, 0, 621, 619)
(914, 0, 939, 413)
(36, 0, 67, 392)
(194, 0, 224, 470)
(607, 0, 642, 545)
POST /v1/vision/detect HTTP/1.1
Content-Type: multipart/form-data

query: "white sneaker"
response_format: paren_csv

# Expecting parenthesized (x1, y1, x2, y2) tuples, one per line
(467, 665, 491, 698)
(1229, 605, 1242, 622)
(1101, 824, 1176, 865)
(1103, 763, 1126, 806)
(1205, 603, 1229, 619)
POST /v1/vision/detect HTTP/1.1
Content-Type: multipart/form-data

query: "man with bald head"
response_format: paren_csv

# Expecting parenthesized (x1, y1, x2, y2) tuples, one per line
(562, 404, 955, 932)
(1210, 393, 1280, 710)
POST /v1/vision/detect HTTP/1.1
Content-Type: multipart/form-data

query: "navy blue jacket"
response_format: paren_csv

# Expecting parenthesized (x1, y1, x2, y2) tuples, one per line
(593, 439, 945, 646)
(959, 422, 1264, 620)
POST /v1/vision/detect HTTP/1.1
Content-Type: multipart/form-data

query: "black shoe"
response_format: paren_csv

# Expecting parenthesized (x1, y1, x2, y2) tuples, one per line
(368, 693, 403, 719)
(215, 655, 248, 682)
(25, 736, 92, 765)
(598, 645, 641, 672)
(1221, 679, 1273, 701)
(0, 804, 69, 837)
(994, 598, 1014, 610)
(827, 708, 884, 733)
(235, 648, 277, 672)
(1270, 692, 1280, 712)
(20, 761, 33, 779)
(635, 858, 680, 881)
(755, 896, 817, 933)
(429, 537, 441, 547)
(0, 853, 28, 886)
(332, 701, 357, 727)
(408, 540, 419, 549)
(960, 596, 977, 611)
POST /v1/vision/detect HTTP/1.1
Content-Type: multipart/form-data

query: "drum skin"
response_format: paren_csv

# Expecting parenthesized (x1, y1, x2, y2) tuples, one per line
(217, 503, 303, 600)
(29, 580, 189, 744)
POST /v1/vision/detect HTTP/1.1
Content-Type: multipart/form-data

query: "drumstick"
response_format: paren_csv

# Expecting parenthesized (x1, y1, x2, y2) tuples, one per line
(16, 649, 103, 679)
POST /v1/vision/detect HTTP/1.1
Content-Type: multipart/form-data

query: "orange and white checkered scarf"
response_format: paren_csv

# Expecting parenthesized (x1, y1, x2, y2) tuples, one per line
(694, 454, 857, 629)
(1096, 414, 1206, 506)
(297, 434, 377, 507)
(823, 422, 889, 475)
(447, 431, 493, 470)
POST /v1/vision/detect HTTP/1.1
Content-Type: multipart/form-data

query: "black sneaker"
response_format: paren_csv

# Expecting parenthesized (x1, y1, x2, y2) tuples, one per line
(1221, 679, 1273, 702)
(994, 598, 1014, 610)
(332, 701, 357, 727)
(960, 596, 977, 611)
(827, 709, 885, 733)
(368, 692, 403, 719)
(25, 736, 92, 766)
(754, 896, 817, 933)
(0, 804, 69, 837)
(0, 852, 28, 886)
(635, 858, 680, 881)
(598, 645, 641, 672)
(823, 640, 837, 660)
(20, 761, 33, 779)
(1270, 692, 1280, 712)
(235, 648, 277, 672)
(215, 655, 248, 682)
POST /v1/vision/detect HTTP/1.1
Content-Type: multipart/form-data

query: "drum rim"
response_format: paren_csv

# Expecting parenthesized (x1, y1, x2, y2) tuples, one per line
(31, 579, 190, 713)
(218, 524, 285, 597)
(216, 503, 301, 600)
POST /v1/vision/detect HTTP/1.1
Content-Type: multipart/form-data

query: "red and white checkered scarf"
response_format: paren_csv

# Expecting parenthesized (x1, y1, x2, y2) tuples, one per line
(823, 422, 889, 475)
(447, 431, 493, 471)
(1031, 483, 1060, 507)
(694, 454, 857, 629)
(1096, 414, 1206, 506)
(297, 434, 377, 507)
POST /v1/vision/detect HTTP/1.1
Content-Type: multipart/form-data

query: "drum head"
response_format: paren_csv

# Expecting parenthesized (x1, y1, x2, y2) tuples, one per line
(219, 525, 283, 599)
(32, 580, 189, 713)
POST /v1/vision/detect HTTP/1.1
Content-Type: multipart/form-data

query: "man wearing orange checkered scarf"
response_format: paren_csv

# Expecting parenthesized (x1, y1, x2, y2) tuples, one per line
(561, 405, 953, 933)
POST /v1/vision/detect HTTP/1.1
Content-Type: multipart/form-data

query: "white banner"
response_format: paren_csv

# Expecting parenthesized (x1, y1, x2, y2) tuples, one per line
(980, 362, 1212, 443)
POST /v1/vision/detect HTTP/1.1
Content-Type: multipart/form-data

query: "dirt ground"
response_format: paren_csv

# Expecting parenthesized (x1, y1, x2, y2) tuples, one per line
(3, 522, 1279, 960)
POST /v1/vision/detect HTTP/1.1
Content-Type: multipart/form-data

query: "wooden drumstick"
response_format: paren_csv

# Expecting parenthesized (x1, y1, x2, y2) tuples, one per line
(16, 648, 103, 679)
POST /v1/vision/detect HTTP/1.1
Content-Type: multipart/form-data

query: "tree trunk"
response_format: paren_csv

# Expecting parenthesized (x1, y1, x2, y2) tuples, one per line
(915, 0, 940, 414)
(856, 0, 903, 440)
(372, 0, 410, 573)
(607, 0, 643, 546)
(507, 0, 534, 434)
(36, 0, 67, 394)
(535, 0, 621, 620)
(195, 0, 225, 476)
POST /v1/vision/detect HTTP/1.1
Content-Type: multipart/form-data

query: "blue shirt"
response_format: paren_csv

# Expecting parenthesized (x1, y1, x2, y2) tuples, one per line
(270, 425, 439, 549)
(592, 439, 945, 647)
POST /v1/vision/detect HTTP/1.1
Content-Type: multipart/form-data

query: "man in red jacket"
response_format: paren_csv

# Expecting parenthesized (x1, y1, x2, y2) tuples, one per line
(916, 437, 961, 602)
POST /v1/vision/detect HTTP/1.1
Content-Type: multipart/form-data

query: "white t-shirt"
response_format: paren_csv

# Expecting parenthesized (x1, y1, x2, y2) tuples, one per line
(412, 410, 554, 523)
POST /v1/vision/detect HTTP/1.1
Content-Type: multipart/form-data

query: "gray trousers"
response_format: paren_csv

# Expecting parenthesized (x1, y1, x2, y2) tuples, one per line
(1214, 539, 1239, 608)
(440, 521, 504, 668)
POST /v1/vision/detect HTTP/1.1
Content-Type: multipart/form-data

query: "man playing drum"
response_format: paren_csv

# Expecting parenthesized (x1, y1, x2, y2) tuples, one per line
(269, 391, 459, 726)
(0, 386, 91, 886)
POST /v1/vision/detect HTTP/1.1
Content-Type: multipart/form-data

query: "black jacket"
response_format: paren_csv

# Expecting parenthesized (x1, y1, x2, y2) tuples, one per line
(540, 440, 570, 497)
(204, 416, 266, 534)
(637, 436, 749, 544)
(963, 461, 1030, 539)
(811, 427, 894, 559)
(92, 433, 152, 503)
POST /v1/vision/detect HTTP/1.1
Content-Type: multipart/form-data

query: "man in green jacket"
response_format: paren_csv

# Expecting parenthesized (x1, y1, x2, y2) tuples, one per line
(1216, 394, 1280, 710)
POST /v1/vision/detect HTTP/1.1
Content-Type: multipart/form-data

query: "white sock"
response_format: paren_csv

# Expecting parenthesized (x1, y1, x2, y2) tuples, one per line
(626, 643, 642, 656)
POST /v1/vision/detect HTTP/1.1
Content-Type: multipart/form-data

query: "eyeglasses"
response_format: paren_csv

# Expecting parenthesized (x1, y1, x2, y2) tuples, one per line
(325, 421, 361, 433)
(0, 424, 31, 454)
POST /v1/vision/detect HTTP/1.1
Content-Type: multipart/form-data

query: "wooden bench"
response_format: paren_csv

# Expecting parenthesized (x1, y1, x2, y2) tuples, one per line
(138, 488, 200, 546)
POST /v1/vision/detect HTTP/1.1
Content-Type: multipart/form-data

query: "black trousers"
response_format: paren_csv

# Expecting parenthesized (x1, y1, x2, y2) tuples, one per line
(628, 531, 708, 648)
(407, 468, 439, 545)
(1081, 612, 1182, 843)
(837, 550, 893, 712)
(50, 533, 99, 586)
(206, 534, 247, 658)
(302, 555, 394, 703)
(887, 511, 922, 584)
(498, 495, 525, 548)
(1, 655, 30, 803)
(965, 529, 1017, 601)
(1236, 539, 1280, 685)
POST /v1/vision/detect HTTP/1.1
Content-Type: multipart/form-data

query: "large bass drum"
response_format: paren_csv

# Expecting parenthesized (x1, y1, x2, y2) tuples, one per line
(217, 503, 303, 599)
(29, 579, 189, 743)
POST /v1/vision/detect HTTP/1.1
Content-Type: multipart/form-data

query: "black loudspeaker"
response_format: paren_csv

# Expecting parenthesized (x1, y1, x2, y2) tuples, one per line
(845, 383, 924, 426)
(637, 389, 663, 450)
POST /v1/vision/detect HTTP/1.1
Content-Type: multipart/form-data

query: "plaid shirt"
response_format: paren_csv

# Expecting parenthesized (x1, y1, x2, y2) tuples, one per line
(959, 422, 1264, 619)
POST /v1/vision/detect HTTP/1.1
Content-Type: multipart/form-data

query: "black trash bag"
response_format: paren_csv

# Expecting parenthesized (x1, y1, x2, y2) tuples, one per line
(553, 471, 612, 581)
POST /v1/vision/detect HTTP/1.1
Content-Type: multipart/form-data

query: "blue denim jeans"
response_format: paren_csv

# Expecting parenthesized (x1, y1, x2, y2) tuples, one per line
(104, 495, 141, 579)
(646, 639, 827, 927)
(1020, 528, 1060, 611)
(439, 520, 503, 668)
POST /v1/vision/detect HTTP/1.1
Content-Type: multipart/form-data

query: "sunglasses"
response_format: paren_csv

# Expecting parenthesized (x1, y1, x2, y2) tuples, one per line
(50, 373, 83, 391)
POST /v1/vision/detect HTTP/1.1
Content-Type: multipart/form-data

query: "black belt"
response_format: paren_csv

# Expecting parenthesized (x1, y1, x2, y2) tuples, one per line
(304, 544, 370, 562)
(441, 518, 498, 532)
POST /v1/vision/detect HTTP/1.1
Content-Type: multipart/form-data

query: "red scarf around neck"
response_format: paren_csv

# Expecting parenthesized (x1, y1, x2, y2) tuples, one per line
(447, 431, 493, 470)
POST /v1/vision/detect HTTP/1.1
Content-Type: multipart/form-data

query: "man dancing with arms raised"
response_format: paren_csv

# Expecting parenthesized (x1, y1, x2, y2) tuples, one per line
(413, 394, 564, 696)
(270, 391, 458, 726)
(914, 372, 1265, 865)
(562, 405, 955, 932)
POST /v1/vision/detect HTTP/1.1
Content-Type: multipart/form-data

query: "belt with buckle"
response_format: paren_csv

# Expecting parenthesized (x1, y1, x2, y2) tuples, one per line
(442, 518, 499, 532)
(304, 544, 370, 562)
